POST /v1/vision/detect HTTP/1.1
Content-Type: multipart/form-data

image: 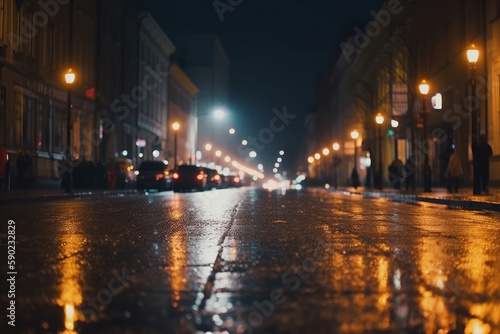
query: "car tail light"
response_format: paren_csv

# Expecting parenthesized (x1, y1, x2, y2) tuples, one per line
(234, 177, 240, 183)
(197, 174, 204, 180)
(173, 173, 179, 179)
(214, 175, 221, 181)
(164, 171, 169, 177)
(155, 173, 165, 180)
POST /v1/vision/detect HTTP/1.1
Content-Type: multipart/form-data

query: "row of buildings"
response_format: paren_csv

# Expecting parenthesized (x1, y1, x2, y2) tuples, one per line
(0, 0, 229, 184)
(304, 0, 500, 189)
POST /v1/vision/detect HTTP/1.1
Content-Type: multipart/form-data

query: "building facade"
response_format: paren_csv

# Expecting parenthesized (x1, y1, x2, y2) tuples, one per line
(172, 34, 229, 158)
(0, 0, 97, 185)
(310, 0, 500, 189)
(167, 63, 198, 167)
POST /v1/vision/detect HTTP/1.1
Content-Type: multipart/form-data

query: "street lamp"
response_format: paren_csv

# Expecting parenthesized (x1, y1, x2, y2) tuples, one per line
(351, 130, 359, 171)
(64, 69, 75, 193)
(214, 108, 225, 119)
(229, 128, 236, 135)
(332, 143, 340, 188)
(391, 119, 399, 159)
(172, 122, 180, 169)
(419, 80, 432, 192)
(205, 143, 212, 151)
(467, 43, 481, 194)
(375, 113, 384, 190)
(307, 156, 314, 164)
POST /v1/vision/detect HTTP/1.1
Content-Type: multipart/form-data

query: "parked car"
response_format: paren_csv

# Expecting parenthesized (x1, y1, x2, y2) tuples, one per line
(136, 161, 172, 191)
(204, 167, 222, 189)
(172, 165, 207, 192)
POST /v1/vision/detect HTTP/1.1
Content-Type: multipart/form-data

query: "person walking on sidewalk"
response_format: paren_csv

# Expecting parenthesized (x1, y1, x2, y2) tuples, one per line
(351, 168, 360, 190)
(445, 148, 464, 193)
(474, 134, 493, 194)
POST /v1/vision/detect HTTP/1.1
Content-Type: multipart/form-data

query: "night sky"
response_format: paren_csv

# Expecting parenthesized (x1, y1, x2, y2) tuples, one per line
(141, 0, 383, 175)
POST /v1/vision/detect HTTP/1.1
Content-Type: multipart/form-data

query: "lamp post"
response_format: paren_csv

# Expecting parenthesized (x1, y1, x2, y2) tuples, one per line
(322, 148, 330, 183)
(391, 119, 399, 159)
(350, 130, 359, 171)
(375, 113, 385, 190)
(332, 143, 340, 189)
(467, 43, 481, 195)
(64, 69, 75, 193)
(314, 153, 321, 179)
(419, 80, 432, 192)
(172, 122, 180, 169)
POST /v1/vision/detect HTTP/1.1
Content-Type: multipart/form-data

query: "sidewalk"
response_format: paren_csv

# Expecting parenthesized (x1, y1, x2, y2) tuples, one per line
(0, 187, 140, 205)
(325, 186, 500, 213)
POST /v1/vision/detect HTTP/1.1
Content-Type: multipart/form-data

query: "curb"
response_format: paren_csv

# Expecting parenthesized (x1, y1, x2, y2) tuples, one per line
(308, 188, 500, 213)
(0, 189, 140, 206)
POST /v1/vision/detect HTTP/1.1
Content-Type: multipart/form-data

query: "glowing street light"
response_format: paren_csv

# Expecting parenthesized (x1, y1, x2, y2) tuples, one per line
(214, 108, 225, 119)
(351, 130, 359, 140)
(314, 153, 321, 160)
(215, 150, 222, 157)
(279, 150, 285, 156)
(351, 130, 359, 177)
(322, 148, 330, 156)
(249, 151, 257, 158)
(229, 128, 236, 135)
(242, 139, 248, 146)
(63, 68, 76, 193)
(375, 113, 385, 189)
(391, 119, 399, 160)
(225, 156, 231, 163)
(205, 143, 212, 151)
(308, 156, 314, 164)
(172, 121, 180, 168)
(275, 163, 280, 168)
(333, 143, 340, 151)
(466, 43, 479, 65)
(467, 43, 480, 194)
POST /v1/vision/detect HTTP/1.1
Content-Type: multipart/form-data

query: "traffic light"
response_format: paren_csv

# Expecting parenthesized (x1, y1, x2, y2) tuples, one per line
(388, 129, 394, 137)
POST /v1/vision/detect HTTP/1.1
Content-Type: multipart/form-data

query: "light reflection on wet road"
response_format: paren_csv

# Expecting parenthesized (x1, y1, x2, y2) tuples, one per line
(1, 187, 499, 333)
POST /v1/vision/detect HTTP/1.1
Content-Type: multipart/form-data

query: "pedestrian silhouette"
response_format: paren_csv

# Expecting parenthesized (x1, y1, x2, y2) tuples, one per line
(474, 134, 493, 194)
(445, 148, 463, 193)
(351, 168, 360, 189)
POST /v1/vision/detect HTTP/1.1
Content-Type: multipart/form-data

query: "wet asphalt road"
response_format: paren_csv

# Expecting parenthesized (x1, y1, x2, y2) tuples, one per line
(1, 187, 500, 334)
